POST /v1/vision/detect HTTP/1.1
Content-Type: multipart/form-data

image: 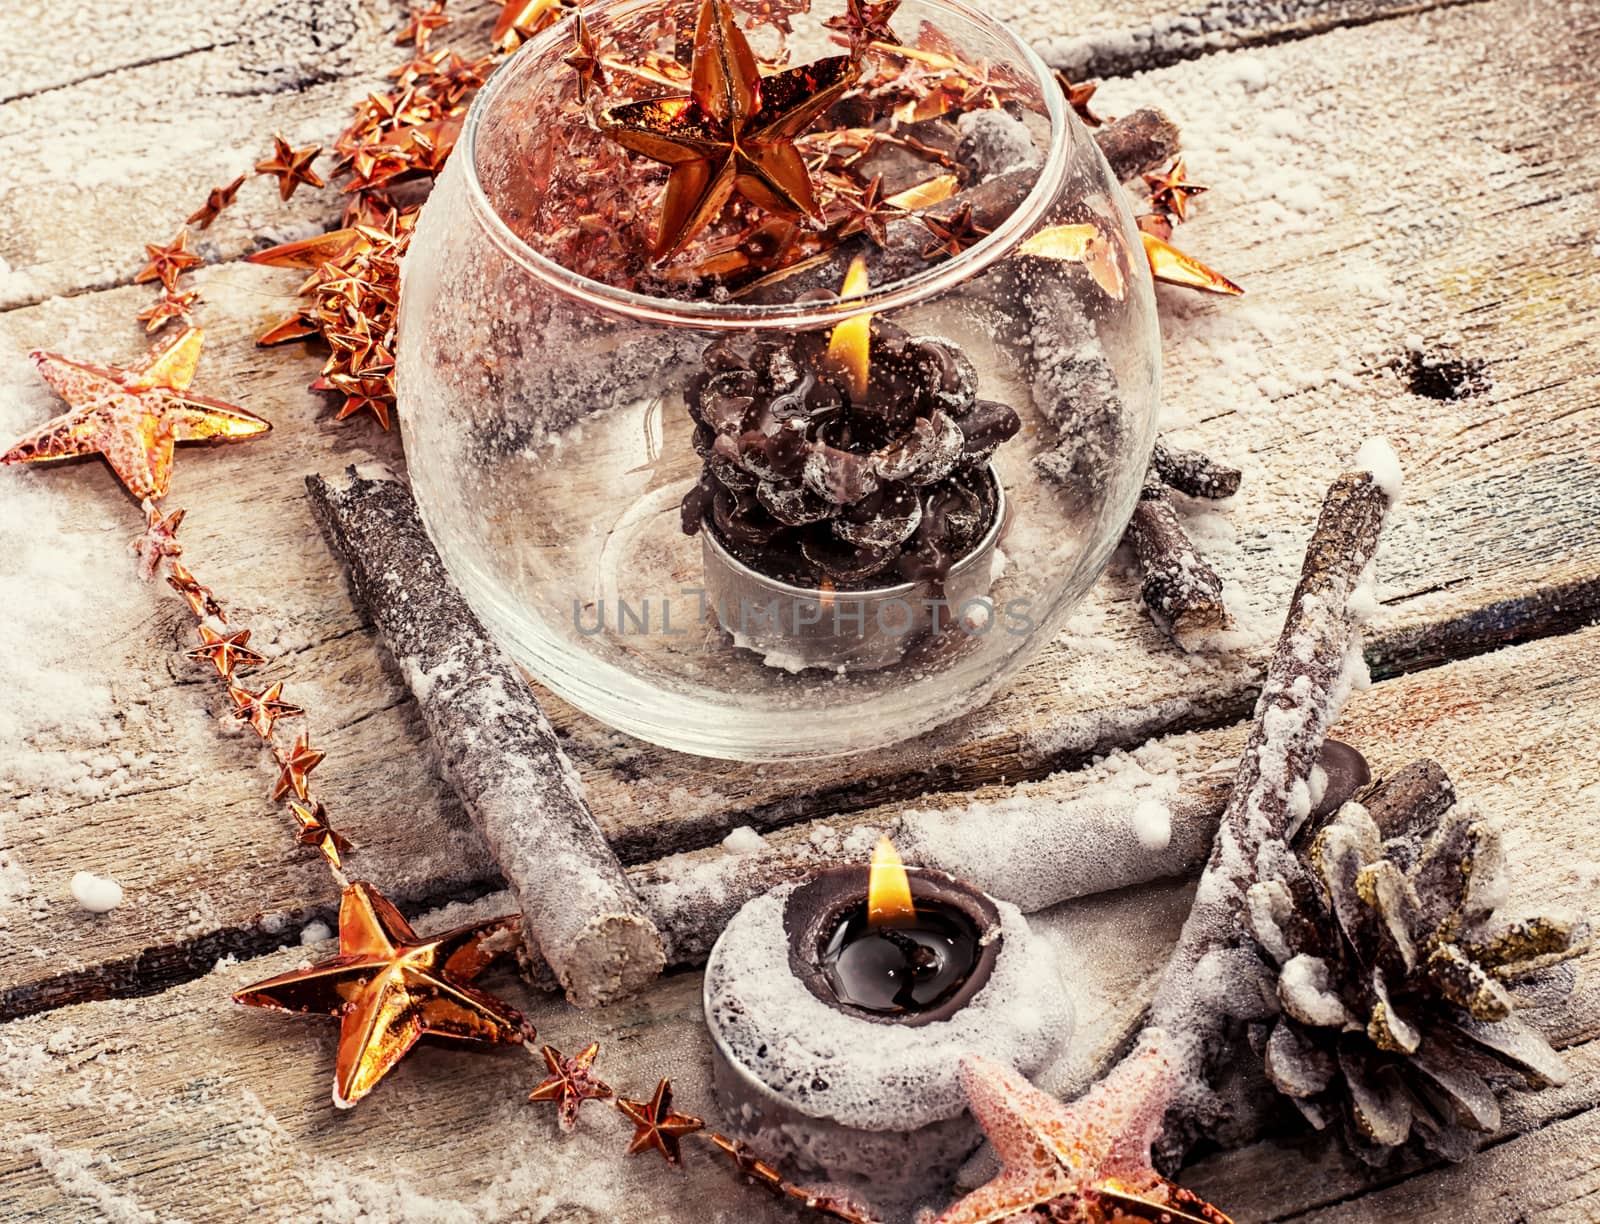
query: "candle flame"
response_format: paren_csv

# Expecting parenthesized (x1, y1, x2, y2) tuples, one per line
(826, 255, 872, 401)
(867, 836, 916, 927)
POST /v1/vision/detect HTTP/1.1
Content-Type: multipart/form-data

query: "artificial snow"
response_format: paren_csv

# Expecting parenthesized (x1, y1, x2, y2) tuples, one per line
(1354, 437, 1404, 501)
(1131, 800, 1172, 851)
(299, 920, 332, 946)
(1278, 954, 1351, 1027)
(719, 825, 767, 854)
(68, 872, 122, 915)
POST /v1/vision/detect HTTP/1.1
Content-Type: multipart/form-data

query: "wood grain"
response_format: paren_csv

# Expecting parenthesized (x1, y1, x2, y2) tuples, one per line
(2, 622, 1597, 1221)
(0, 0, 1485, 307)
(3, 0, 1597, 1021)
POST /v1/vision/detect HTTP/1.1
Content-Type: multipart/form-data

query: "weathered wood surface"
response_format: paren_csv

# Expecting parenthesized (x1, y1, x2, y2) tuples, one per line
(2, 0, 1598, 1217)
(2, 624, 1597, 1222)
(3, 0, 1597, 1025)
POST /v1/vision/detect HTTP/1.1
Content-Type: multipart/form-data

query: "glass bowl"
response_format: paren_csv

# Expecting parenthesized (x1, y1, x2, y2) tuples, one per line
(396, 0, 1160, 760)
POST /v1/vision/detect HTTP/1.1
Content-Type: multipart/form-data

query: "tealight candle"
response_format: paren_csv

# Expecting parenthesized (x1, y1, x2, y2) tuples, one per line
(704, 839, 1072, 1215)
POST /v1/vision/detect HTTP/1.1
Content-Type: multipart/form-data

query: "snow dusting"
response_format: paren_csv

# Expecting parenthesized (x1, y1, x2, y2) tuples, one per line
(68, 871, 123, 914)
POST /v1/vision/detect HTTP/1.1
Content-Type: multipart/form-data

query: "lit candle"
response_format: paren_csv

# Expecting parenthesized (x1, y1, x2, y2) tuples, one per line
(820, 837, 983, 1017)
(824, 254, 872, 402)
(703, 836, 1074, 1209)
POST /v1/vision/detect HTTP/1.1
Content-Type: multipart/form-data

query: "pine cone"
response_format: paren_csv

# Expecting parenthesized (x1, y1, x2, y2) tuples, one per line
(1242, 766, 1588, 1163)
(680, 321, 1019, 587)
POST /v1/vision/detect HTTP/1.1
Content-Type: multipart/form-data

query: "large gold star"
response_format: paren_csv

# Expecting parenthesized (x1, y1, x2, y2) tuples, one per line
(599, 0, 860, 262)
(929, 1038, 1232, 1224)
(233, 881, 526, 1108)
(2, 327, 270, 502)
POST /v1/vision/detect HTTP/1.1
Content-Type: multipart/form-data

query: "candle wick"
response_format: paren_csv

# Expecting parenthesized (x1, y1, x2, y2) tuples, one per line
(881, 929, 941, 979)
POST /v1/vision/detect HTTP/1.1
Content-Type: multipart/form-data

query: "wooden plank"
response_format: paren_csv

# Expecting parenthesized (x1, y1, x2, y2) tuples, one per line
(0, 882, 1198, 1223)
(0, 0, 1484, 307)
(1039, 0, 1486, 81)
(1183, 1044, 1600, 1222)
(2, 622, 1597, 1220)
(1, 0, 1598, 1018)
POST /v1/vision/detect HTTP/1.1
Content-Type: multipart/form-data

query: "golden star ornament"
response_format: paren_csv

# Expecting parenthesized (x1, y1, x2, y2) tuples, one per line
(2, 327, 270, 502)
(618, 1077, 705, 1163)
(290, 800, 353, 871)
(234, 880, 526, 1108)
(599, 0, 861, 262)
(929, 1036, 1233, 1224)
(528, 1041, 614, 1131)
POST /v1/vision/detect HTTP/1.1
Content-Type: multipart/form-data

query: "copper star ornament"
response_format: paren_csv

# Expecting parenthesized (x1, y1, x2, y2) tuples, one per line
(618, 1078, 704, 1163)
(188, 624, 266, 678)
(920, 202, 989, 259)
(169, 561, 225, 621)
(131, 503, 185, 580)
(599, 0, 861, 262)
(823, 0, 902, 54)
(187, 174, 247, 229)
(929, 1037, 1232, 1224)
(835, 173, 900, 248)
(256, 133, 326, 201)
(138, 289, 203, 334)
(227, 679, 304, 739)
(272, 730, 327, 801)
(396, 1, 450, 48)
(1054, 70, 1107, 128)
(1141, 232, 1244, 296)
(3, 327, 270, 502)
(290, 800, 353, 871)
(494, 0, 566, 51)
(563, 10, 607, 104)
(233, 880, 525, 1108)
(528, 1042, 614, 1131)
(1143, 156, 1208, 223)
(135, 229, 203, 291)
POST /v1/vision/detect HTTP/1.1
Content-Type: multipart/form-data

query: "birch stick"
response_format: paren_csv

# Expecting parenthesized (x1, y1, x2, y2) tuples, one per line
(307, 467, 666, 1008)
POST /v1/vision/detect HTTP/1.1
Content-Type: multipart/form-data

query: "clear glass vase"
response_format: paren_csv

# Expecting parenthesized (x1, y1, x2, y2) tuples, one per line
(396, 0, 1160, 760)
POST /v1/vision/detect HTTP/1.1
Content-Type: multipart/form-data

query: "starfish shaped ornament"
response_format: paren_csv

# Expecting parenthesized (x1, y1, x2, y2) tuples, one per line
(599, 0, 861, 262)
(2, 327, 270, 502)
(930, 1036, 1232, 1224)
(234, 880, 525, 1107)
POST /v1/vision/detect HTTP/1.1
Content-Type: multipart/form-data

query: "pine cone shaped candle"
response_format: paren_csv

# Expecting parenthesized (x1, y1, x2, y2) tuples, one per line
(1243, 769, 1588, 1162)
(681, 320, 1020, 589)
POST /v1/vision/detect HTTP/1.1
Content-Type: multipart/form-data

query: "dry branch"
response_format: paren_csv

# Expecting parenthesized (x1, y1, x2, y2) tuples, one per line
(307, 467, 665, 1008)
(1151, 439, 1242, 501)
(1126, 477, 1229, 651)
(1139, 453, 1396, 1158)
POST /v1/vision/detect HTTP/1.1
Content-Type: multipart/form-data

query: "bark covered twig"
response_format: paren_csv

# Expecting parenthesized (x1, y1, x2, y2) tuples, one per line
(307, 467, 666, 1008)
(1126, 476, 1228, 651)
(1151, 438, 1242, 501)
(1138, 443, 1399, 1158)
